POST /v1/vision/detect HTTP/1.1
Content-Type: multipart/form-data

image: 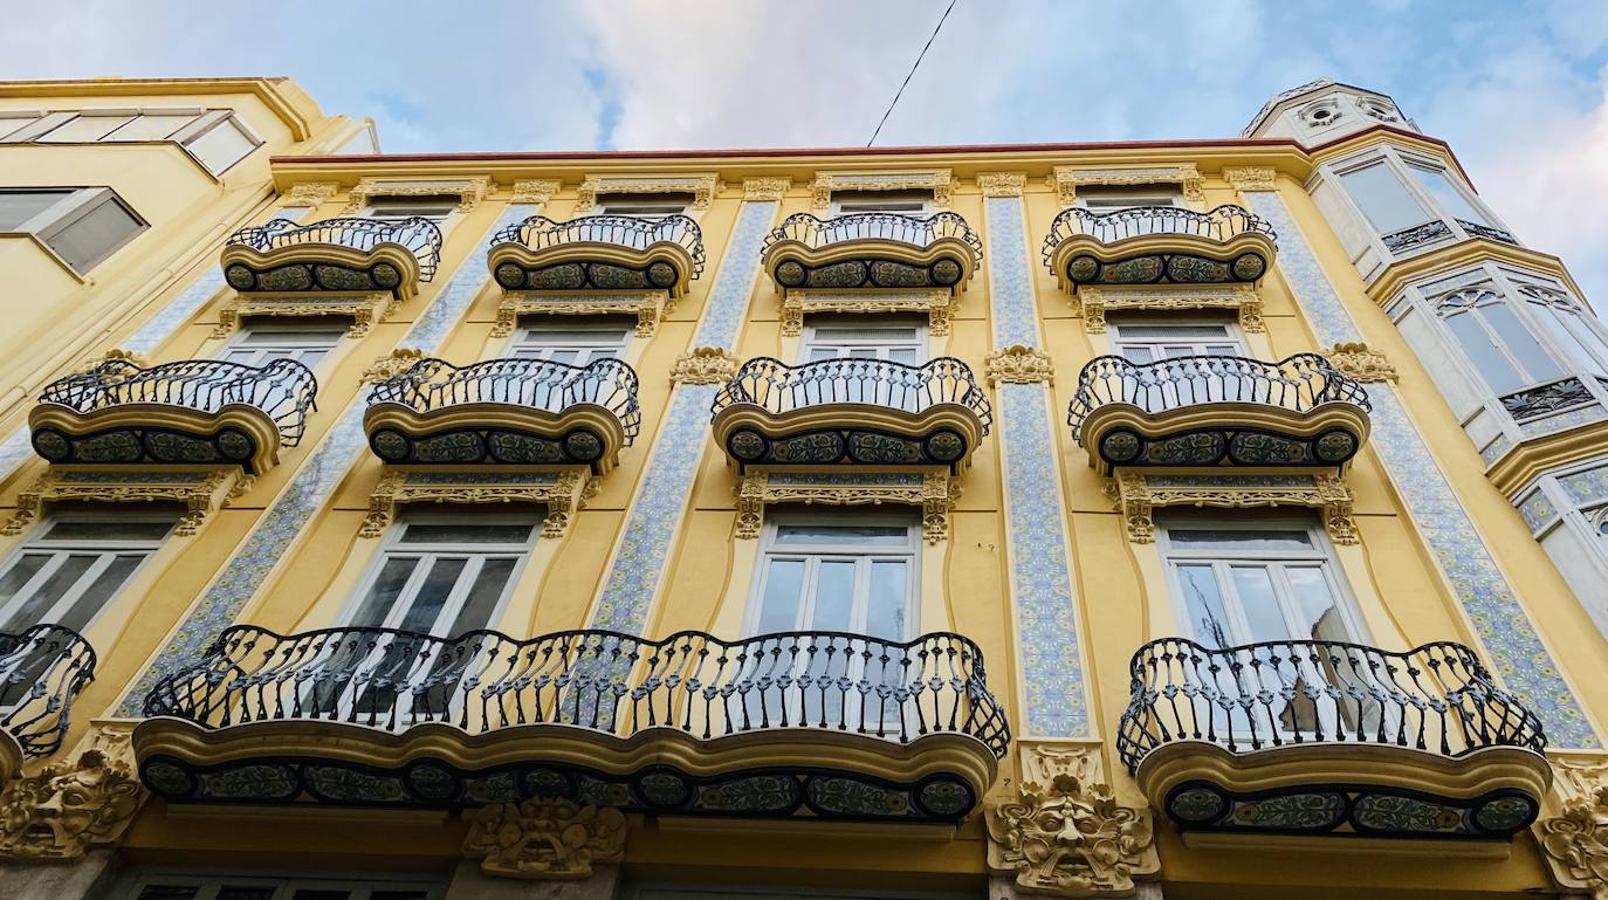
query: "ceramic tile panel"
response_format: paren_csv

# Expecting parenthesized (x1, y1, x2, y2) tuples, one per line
(1517, 489, 1559, 534)
(1559, 461, 1608, 506)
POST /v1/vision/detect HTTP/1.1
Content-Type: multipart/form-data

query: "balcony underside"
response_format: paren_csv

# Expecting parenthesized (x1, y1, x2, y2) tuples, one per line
(1136, 741, 1549, 843)
(489, 243, 696, 298)
(133, 719, 996, 823)
(0, 731, 21, 784)
(1050, 233, 1276, 292)
(221, 243, 423, 300)
(712, 404, 984, 473)
(365, 403, 628, 474)
(29, 403, 283, 474)
(763, 239, 976, 294)
(1080, 402, 1369, 475)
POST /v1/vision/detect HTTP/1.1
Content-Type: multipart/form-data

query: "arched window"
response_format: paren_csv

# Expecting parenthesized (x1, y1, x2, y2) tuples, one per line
(1519, 285, 1608, 380)
(1435, 288, 1563, 395)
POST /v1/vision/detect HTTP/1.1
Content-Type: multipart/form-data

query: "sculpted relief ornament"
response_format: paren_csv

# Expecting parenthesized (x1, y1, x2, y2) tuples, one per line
(0, 749, 144, 860)
(1539, 757, 1608, 897)
(462, 797, 627, 879)
(1323, 341, 1399, 384)
(670, 347, 740, 385)
(987, 345, 1055, 386)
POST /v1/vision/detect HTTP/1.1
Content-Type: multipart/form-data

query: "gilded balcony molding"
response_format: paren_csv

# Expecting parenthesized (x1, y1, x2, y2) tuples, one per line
(463, 798, 627, 880)
(280, 181, 339, 208)
(743, 177, 791, 201)
(986, 744, 1159, 897)
(1222, 165, 1279, 192)
(1048, 164, 1205, 206)
(214, 290, 395, 338)
(494, 290, 671, 338)
(361, 468, 590, 538)
(1076, 284, 1264, 334)
(811, 170, 952, 209)
(780, 288, 956, 337)
(1323, 341, 1399, 383)
(341, 176, 489, 214)
(735, 470, 959, 543)
(509, 179, 562, 205)
(2, 467, 242, 537)
(977, 172, 1027, 197)
(1042, 205, 1277, 293)
(1109, 470, 1358, 544)
(574, 173, 720, 213)
(986, 345, 1054, 386)
(670, 347, 740, 385)
(1538, 756, 1608, 896)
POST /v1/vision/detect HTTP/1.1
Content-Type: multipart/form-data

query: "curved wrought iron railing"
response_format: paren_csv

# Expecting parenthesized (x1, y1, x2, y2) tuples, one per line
(711, 357, 993, 432)
(0, 624, 96, 757)
(142, 625, 1010, 758)
(226, 217, 444, 282)
(1042, 204, 1276, 261)
(491, 214, 706, 278)
(39, 358, 318, 446)
(1067, 354, 1368, 442)
(763, 212, 983, 264)
(368, 357, 641, 445)
(1117, 637, 1546, 773)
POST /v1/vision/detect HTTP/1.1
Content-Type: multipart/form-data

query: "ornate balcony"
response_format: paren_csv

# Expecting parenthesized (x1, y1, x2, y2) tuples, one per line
(1042, 205, 1277, 291)
(134, 626, 1008, 822)
(0, 625, 96, 781)
(1118, 638, 1550, 843)
(761, 212, 982, 294)
(364, 357, 641, 474)
(221, 217, 444, 300)
(710, 358, 992, 472)
(1067, 354, 1370, 475)
(30, 358, 317, 475)
(488, 215, 705, 297)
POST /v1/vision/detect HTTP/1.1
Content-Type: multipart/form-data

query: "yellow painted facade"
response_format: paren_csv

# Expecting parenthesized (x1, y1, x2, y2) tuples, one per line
(0, 77, 1605, 900)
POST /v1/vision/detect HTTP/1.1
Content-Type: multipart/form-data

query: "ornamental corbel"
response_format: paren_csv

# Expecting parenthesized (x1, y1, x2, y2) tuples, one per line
(1223, 166, 1279, 193)
(0, 730, 145, 861)
(75, 348, 146, 374)
(362, 348, 426, 383)
(743, 177, 790, 201)
(1538, 756, 1608, 897)
(986, 745, 1159, 897)
(978, 172, 1027, 198)
(462, 797, 627, 879)
(281, 182, 339, 208)
(1324, 341, 1398, 383)
(734, 472, 768, 540)
(986, 345, 1054, 386)
(510, 179, 562, 206)
(670, 347, 739, 385)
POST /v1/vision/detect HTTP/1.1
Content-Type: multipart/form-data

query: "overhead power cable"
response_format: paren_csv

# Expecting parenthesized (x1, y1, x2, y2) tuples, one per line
(867, 0, 960, 147)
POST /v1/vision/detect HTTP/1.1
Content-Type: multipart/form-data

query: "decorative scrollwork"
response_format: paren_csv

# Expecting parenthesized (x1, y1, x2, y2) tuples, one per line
(734, 471, 959, 543)
(986, 346, 1054, 386)
(3, 468, 241, 537)
(342, 177, 488, 214)
(743, 177, 790, 201)
(510, 179, 562, 205)
(362, 469, 589, 539)
(494, 291, 670, 338)
(214, 292, 393, 339)
(1049, 165, 1206, 206)
(575, 174, 719, 213)
(812, 170, 953, 209)
(977, 172, 1027, 197)
(1110, 471, 1358, 546)
(281, 182, 338, 208)
(671, 347, 741, 385)
(1077, 285, 1263, 334)
(463, 797, 627, 879)
(1323, 342, 1398, 384)
(1222, 166, 1278, 192)
(1540, 758, 1608, 896)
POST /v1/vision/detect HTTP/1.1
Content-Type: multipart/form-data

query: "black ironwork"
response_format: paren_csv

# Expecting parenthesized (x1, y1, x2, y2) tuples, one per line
(492, 214, 705, 280)
(226, 216, 443, 282)
(762, 212, 981, 291)
(32, 358, 318, 470)
(0, 624, 96, 758)
(366, 357, 641, 468)
(1381, 220, 1454, 253)
(1067, 354, 1370, 469)
(711, 357, 992, 470)
(1041, 205, 1276, 286)
(139, 625, 1008, 819)
(1455, 219, 1518, 245)
(1500, 377, 1596, 422)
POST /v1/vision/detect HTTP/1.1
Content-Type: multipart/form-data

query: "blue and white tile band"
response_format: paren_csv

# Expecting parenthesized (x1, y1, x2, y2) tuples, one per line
(117, 203, 537, 714)
(985, 193, 1090, 738)
(588, 199, 777, 635)
(1244, 190, 1597, 748)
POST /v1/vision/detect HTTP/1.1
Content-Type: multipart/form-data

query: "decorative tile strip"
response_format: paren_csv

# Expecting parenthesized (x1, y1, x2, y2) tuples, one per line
(115, 202, 540, 715)
(984, 191, 1089, 738)
(1242, 190, 1597, 748)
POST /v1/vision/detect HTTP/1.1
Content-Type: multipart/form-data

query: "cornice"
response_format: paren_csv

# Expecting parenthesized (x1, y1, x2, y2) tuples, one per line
(1365, 239, 1585, 309)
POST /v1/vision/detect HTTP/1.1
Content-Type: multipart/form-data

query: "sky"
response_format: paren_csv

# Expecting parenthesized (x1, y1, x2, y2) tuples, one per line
(4, 0, 1607, 299)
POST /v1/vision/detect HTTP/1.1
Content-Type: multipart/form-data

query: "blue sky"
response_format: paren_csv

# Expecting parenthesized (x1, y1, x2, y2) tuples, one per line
(6, 1, 1608, 297)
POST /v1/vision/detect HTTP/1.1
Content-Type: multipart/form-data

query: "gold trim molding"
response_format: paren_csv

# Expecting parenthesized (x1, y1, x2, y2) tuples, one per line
(2, 467, 242, 536)
(463, 797, 627, 879)
(986, 743, 1159, 897)
(986, 345, 1054, 386)
(493, 290, 672, 338)
(509, 179, 562, 205)
(281, 182, 338, 208)
(1223, 166, 1279, 192)
(575, 173, 721, 213)
(1539, 755, 1608, 897)
(1323, 341, 1399, 383)
(1048, 164, 1206, 206)
(781, 289, 956, 337)
(811, 170, 952, 210)
(342, 176, 489, 214)
(743, 177, 791, 201)
(362, 468, 591, 539)
(1109, 471, 1358, 544)
(670, 347, 740, 385)
(978, 172, 1027, 198)
(0, 722, 145, 861)
(214, 291, 395, 338)
(735, 471, 959, 543)
(1077, 285, 1263, 334)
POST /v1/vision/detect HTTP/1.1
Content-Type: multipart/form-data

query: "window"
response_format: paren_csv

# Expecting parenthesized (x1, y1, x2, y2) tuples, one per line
(1518, 285, 1608, 380)
(180, 115, 259, 175)
(509, 320, 632, 365)
(344, 516, 537, 638)
(0, 187, 146, 272)
(1076, 185, 1183, 212)
(1110, 319, 1243, 363)
(35, 112, 133, 143)
(121, 874, 443, 900)
(2, 109, 263, 176)
(1406, 163, 1489, 226)
(1339, 162, 1431, 234)
(801, 319, 925, 364)
(363, 196, 459, 223)
(1436, 288, 1565, 396)
(219, 323, 346, 370)
(831, 189, 932, 215)
(1590, 506, 1608, 540)
(598, 192, 693, 220)
(0, 514, 173, 634)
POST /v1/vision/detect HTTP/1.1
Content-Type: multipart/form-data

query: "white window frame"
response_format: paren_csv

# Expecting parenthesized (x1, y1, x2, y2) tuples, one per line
(1073, 184, 1185, 212)
(117, 872, 445, 900)
(1328, 148, 1514, 257)
(507, 320, 633, 365)
(597, 195, 692, 220)
(2, 107, 264, 176)
(799, 317, 928, 365)
(0, 511, 174, 633)
(0, 186, 147, 273)
(218, 321, 348, 371)
(361, 196, 459, 224)
(1109, 316, 1246, 362)
(745, 511, 921, 639)
(830, 189, 933, 216)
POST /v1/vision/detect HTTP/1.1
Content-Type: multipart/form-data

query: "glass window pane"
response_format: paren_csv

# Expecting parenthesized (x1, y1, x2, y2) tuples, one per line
(46, 196, 143, 271)
(774, 525, 910, 547)
(865, 561, 909, 640)
(3, 554, 95, 628)
(808, 347, 839, 361)
(185, 118, 258, 173)
(1175, 564, 1233, 646)
(109, 113, 197, 141)
(1483, 302, 1563, 383)
(756, 559, 805, 632)
(1229, 566, 1290, 644)
(1408, 165, 1487, 224)
(1118, 325, 1233, 340)
(41, 520, 171, 542)
(0, 554, 50, 608)
(349, 557, 418, 627)
(289, 889, 350, 900)
(38, 114, 132, 142)
(0, 189, 70, 229)
(1121, 346, 1154, 363)
(809, 561, 857, 632)
(136, 887, 202, 900)
(216, 888, 277, 900)
(398, 557, 467, 632)
(1340, 163, 1429, 234)
(1285, 567, 1346, 643)
(1168, 529, 1313, 551)
(398, 523, 534, 545)
(1444, 311, 1525, 394)
(888, 347, 918, 364)
(1535, 304, 1608, 378)
(370, 891, 430, 900)
(55, 553, 143, 632)
(447, 557, 516, 636)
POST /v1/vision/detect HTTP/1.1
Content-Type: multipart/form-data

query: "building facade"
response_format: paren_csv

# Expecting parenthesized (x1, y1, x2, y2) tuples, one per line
(0, 76, 1605, 900)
